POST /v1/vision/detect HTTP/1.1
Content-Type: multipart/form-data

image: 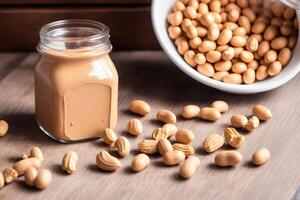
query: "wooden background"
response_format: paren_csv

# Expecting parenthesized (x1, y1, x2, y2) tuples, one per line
(0, 51, 300, 199)
(0, 0, 158, 51)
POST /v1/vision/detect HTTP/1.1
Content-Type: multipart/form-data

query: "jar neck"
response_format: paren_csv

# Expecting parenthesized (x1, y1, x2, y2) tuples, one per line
(37, 20, 112, 55)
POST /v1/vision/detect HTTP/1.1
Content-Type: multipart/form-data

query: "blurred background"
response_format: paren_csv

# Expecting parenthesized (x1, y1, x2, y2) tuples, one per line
(0, 0, 159, 51)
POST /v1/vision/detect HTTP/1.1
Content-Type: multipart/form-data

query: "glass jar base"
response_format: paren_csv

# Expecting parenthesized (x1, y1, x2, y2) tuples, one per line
(37, 121, 101, 144)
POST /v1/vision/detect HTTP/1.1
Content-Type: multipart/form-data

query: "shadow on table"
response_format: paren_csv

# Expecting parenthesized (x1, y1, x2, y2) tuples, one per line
(3, 113, 59, 146)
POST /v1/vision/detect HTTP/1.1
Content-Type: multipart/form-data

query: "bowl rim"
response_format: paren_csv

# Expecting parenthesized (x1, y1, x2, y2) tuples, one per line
(151, 0, 300, 94)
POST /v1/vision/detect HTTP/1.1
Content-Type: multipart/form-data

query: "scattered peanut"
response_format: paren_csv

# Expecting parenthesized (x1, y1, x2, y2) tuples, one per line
(61, 151, 78, 174)
(180, 156, 200, 179)
(29, 147, 44, 162)
(202, 134, 225, 153)
(24, 167, 38, 186)
(138, 139, 158, 154)
(127, 119, 143, 136)
(111, 136, 131, 158)
(0, 120, 9, 137)
(13, 157, 42, 176)
(245, 116, 260, 131)
(172, 143, 195, 157)
(215, 150, 243, 167)
(182, 105, 200, 119)
(156, 109, 177, 124)
(163, 150, 185, 166)
(210, 100, 229, 113)
(199, 107, 221, 121)
(34, 169, 52, 190)
(96, 151, 121, 171)
(0, 172, 4, 189)
(252, 147, 271, 166)
(152, 127, 168, 140)
(157, 139, 173, 155)
(102, 128, 117, 145)
(175, 128, 194, 144)
(131, 154, 150, 172)
(162, 123, 178, 138)
(231, 114, 248, 128)
(224, 127, 245, 148)
(252, 104, 272, 121)
(3, 167, 18, 184)
(129, 100, 151, 116)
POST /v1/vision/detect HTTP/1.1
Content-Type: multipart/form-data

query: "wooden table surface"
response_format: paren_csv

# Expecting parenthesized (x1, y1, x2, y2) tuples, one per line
(0, 51, 300, 200)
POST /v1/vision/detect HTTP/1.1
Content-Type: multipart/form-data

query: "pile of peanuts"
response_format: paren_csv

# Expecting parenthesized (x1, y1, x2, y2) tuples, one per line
(167, 0, 298, 84)
(0, 99, 273, 190)
(96, 99, 272, 179)
(0, 145, 81, 190)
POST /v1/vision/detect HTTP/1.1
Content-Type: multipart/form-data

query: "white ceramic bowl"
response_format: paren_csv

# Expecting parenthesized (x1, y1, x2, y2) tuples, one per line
(151, 0, 300, 94)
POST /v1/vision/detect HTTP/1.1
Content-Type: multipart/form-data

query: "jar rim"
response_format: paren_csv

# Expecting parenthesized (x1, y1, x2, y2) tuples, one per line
(38, 19, 112, 54)
(40, 19, 110, 42)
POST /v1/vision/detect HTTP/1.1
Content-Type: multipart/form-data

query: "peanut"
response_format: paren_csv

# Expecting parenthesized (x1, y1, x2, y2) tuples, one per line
(29, 147, 44, 162)
(271, 37, 288, 50)
(0, 120, 8, 137)
(252, 148, 271, 166)
(157, 139, 173, 155)
(231, 114, 248, 128)
(172, 143, 195, 156)
(96, 151, 121, 171)
(13, 157, 42, 176)
(210, 100, 229, 113)
(268, 61, 282, 76)
(131, 154, 150, 172)
(127, 119, 143, 136)
(3, 167, 18, 184)
(245, 116, 260, 131)
(167, 11, 183, 26)
(152, 127, 168, 140)
(0, 172, 4, 189)
(129, 100, 151, 116)
(199, 107, 221, 121)
(202, 134, 225, 153)
(163, 150, 185, 166)
(102, 128, 117, 145)
(156, 109, 177, 124)
(61, 151, 78, 174)
(243, 68, 255, 84)
(223, 73, 243, 84)
(34, 169, 52, 190)
(252, 105, 272, 121)
(138, 139, 158, 154)
(162, 123, 178, 138)
(224, 127, 245, 148)
(111, 136, 131, 157)
(24, 167, 38, 186)
(278, 48, 292, 66)
(182, 105, 200, 119)
(197, 63, 215, 77)
(175, 129, 194, 144)
(180, 156, 200, 179)
(215, 150, 243, 167)
(256, 65, 268, 81)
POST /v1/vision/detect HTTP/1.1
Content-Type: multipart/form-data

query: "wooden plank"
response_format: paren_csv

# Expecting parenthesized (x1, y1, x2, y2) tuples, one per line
(0, 7, 159, 51)
(0, 52, 300, 200)
(0, 0, 150, 5)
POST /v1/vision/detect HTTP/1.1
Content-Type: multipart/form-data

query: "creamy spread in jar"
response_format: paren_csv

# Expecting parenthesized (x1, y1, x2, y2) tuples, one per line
(35, 20, 118, 142)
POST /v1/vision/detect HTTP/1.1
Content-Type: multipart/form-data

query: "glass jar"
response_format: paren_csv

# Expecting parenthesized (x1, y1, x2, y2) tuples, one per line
(35, 20, 118, 143)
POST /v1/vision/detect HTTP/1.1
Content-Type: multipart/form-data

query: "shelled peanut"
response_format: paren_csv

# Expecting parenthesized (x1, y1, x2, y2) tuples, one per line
(167, 0, 298, 84)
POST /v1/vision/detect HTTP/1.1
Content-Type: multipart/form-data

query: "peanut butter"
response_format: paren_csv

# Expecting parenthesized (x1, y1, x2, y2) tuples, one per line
(34, 20, 118, 142)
